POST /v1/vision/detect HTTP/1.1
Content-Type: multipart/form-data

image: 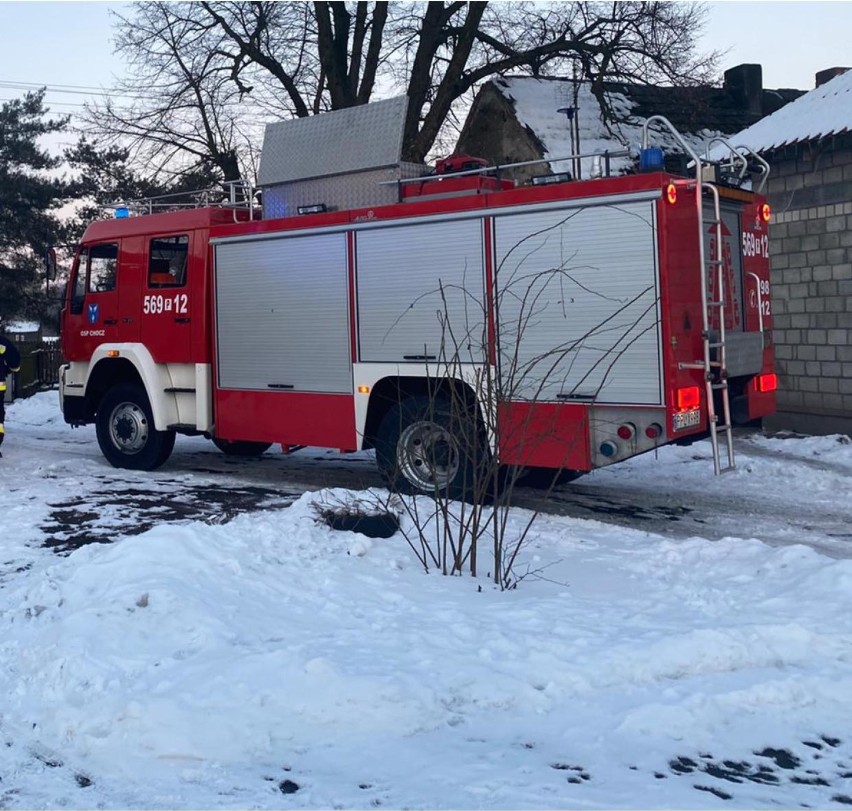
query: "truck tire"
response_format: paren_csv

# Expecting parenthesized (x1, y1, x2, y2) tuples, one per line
(375, 394, 491, 501)
(212, 438, 272, 456)
(96, 384, 176, 471)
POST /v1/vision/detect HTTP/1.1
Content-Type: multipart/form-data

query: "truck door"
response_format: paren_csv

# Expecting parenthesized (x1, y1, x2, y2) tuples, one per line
(138, 233, 193, 362)
(704, 203, 744, 333)
(704, 201, 764, 379)
(64, 240, 140, 359)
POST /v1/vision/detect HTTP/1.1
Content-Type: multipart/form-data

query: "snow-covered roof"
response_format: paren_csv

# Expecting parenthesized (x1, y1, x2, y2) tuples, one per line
(5, 320, 39, 333)
(718, 69, 852, 154)
(494, 76, 729, 177)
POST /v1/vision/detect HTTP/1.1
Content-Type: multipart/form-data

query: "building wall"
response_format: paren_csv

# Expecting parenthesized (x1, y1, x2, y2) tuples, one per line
(455, 84, 547, 184)
(765, 134, 852, 434)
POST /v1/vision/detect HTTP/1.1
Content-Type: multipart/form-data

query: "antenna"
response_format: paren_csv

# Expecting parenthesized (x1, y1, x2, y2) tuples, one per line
(557, 105, 581, 179)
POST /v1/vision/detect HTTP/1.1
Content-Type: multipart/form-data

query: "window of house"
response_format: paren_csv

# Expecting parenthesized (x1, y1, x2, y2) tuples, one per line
(88, 243, 119, 293)
(149, 235, 189, 288)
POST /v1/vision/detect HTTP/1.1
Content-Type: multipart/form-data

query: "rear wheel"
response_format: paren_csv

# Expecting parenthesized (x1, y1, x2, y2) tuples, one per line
(212, 438, 272, 456)
(375, 394, 491, 501)
(96, 384, 175, 471)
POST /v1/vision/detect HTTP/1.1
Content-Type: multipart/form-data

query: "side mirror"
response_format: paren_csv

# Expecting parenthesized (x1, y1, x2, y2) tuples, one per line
(45, 247, 58, 282)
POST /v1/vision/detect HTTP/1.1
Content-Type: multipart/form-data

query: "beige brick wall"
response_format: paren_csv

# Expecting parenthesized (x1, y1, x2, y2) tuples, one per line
(767, 138, 852, 431)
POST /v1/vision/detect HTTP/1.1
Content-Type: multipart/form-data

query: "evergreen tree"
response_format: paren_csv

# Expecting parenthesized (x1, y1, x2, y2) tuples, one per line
(0, 90, 68, 323)
(64, 137, 225, 241)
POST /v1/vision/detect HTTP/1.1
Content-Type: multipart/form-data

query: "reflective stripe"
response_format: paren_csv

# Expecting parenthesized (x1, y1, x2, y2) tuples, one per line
(0, 345, 5, 354)
(8, 366, 19, 372)
(0, 424, 5, 434)
(0, 383, 5, 391)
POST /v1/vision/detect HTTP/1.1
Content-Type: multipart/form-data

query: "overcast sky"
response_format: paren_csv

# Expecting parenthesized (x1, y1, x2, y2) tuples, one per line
(0, 0, 848, 142)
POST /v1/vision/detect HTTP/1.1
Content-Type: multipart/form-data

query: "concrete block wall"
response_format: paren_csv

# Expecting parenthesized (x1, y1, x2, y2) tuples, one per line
(765, 135, 852, 433)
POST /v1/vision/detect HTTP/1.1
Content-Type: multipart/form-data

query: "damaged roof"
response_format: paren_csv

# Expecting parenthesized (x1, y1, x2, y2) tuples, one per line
(490, 74, 803, 176)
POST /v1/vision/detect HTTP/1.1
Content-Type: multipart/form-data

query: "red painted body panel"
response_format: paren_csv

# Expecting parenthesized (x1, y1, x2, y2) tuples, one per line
(215, 390, 357, 449)
(65, 211, 245, 365)
(740, 199, 776, 419)
(497, 402, 590, 469)
(655, 186, 710, 437)
(209, 173, 673, 242)
(401, 175, 515, 200)
(81, 208, 249, 243)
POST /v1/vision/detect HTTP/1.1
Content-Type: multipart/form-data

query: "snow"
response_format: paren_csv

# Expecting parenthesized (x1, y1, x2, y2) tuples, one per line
(495, 77, 724, 178)
(2, 392, 852, 808)
(711, 69, 852, 155)
(4, 320, 40, 334)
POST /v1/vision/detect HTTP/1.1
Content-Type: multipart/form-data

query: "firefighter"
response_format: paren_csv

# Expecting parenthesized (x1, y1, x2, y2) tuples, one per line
(0, 322, 21, 457)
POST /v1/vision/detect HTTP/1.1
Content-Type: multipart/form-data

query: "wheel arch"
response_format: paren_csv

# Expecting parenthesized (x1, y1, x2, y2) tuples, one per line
(362, 375, 482, 451)
(85, 344, 179, 430)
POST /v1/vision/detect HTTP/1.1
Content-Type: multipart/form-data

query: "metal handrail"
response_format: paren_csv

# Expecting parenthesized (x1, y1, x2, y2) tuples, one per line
(641, 115, 706, 330)
(735, 144, 771, 193)
(704, 136, 749, 183)
(377, 149, 632, 187)
(107, 179, 259, 221)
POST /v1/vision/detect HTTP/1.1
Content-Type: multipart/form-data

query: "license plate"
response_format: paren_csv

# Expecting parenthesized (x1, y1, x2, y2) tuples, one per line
(673, 409, 701, 432)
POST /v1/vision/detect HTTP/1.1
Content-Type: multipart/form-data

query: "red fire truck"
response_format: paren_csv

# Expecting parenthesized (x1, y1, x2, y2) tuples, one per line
(59, 105, 776, 496)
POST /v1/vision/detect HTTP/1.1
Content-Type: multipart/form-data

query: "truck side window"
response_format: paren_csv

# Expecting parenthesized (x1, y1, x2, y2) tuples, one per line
(70, 248, 88, 314)
(88, 243, 119, 293)
(149, 235, 189, 288)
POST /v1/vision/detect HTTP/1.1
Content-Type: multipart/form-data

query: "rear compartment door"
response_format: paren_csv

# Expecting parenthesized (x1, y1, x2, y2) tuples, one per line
(704, 201, 764, 377)
(214, 233, 351, 393)
(356, 219, 486, 364)
(704, 202, 744, 333)
(493, 198, 662, 405)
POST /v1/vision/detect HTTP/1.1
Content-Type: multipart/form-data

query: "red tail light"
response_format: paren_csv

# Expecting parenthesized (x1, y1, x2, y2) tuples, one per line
(617, 423, 636, 440)
(645, 423, 663, 439)
(756, 373, 777, 393)
(675, 386, 700, 410)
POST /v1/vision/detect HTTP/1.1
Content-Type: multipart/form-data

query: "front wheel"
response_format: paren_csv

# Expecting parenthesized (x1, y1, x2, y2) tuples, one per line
(96, 384, 176, 471)
(374, 394, 491, 501)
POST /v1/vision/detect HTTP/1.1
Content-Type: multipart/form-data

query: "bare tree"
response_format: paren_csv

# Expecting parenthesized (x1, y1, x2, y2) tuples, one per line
(83, 1, 718, 179)
(366, 202, 659, 589)
(82, 2, 260, 182)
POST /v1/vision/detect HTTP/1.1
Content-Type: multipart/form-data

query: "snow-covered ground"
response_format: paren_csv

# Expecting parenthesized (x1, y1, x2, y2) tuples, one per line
(2, 392, 852, 809)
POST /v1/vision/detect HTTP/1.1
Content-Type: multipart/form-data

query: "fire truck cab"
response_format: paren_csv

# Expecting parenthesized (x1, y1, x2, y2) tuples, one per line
(59, 101, 776, 496)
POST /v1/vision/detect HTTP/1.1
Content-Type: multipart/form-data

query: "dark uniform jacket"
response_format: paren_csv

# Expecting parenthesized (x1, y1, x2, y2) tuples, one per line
(0, 336, 21, 394)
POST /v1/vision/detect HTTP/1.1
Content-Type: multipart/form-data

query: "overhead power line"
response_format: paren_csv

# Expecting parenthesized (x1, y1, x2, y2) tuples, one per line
(0, 80, 159, 103)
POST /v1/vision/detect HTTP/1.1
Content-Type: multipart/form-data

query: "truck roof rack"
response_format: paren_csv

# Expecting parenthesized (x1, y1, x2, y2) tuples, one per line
(109, 179, 259, 222)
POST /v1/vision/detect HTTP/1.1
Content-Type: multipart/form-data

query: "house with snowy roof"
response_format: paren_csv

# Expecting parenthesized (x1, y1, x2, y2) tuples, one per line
(721, 67, 852, 435)
(455, 64, 803, 184)
(4, 320, 42, 344)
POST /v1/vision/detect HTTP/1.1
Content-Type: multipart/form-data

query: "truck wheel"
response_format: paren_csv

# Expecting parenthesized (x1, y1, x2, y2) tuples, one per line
(212, 438, 272, 456)
(375, 394, 490, 500)
(96, 384, 176, 471)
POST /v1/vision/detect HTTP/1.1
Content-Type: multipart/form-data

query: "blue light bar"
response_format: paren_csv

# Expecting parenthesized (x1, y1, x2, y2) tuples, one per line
(639, 147, 665, 173)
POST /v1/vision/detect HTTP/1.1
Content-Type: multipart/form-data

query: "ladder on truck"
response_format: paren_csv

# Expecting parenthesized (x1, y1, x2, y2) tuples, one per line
(641, 116, 742, 475)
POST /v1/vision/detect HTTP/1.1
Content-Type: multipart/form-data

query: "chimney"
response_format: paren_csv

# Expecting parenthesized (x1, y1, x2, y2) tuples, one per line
(816, 67, 851, 87)
(724, 64, 763, 118)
